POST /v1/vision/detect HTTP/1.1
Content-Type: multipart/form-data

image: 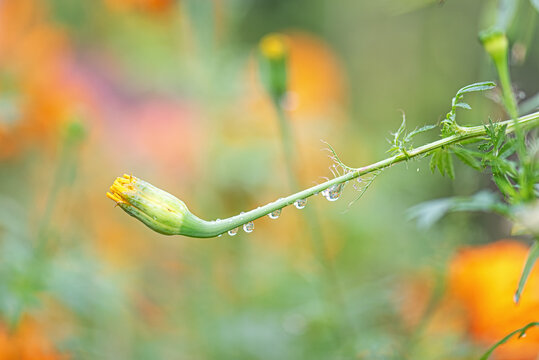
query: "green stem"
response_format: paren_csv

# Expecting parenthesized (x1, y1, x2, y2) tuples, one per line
(180, 111, 539, 238)
(492, 51, 530, 200)
(273, 98, 300, 190)
(496, 59, 519, 120)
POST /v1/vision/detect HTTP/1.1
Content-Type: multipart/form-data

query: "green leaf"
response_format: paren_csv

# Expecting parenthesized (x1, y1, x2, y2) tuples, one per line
(488, 155, 518, 178)
(484, 119, 497, 140)
(429, 149, 439, 173)
(436, 149, 445, 175)
(492, 170, 517, 198)
(408, 198, 453, 229)
(389, 112, 436, 155)
(514, 241, 539, 304)
(480, 322, 539, 360)
(443, 82, 496, 137)
(405, 124, 437, 142)
(519, 92, 539, 114)
(494, 125, 508, 150)
(456, 81, 496, 96)
(442, 149, 455, 179)
(498, 140, 516, 157)
(394, 114, 407, 142)
(453, 146, 482, 170)
(454, 102, 472, 110)
(482, 120, 509, 155)
(429, 148, 454, 178)
(408, 191, 507, 229)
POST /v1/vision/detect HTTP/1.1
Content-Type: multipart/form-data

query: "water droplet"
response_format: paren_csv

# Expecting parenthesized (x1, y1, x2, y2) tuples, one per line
(294, 198, 307, 209)
(228, 228, 238, 236)
(243, 221, 254, 233)
(218, 234, 223, 237)
(269, 209, 281, 219)
(322, 183, 344, 202)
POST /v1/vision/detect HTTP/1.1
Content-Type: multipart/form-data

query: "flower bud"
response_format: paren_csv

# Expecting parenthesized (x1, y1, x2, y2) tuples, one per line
(479, 29, 518, 119)
(258, 33, 289, 102)
(259, 34, 287, 60)
(107, 175, 208, 236)
(479, 29, 508, 63)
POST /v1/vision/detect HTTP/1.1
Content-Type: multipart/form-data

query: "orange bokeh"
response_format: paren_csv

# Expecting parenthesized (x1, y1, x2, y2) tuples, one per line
(396, 240, 539, 359)
(104, 0, 176, 14)
(448, 240, 539, 359)
(285, 32, 348, 121)
(244, 31, 348, 124)
(240, 31, 353, 186)
(0, 0, 78, 159)
(0, 318, 67, 360)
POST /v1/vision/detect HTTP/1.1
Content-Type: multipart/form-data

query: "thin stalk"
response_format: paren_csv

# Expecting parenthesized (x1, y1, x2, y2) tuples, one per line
(497, 60, 519, 120)
(183, 111, 539, 237)
(37, 125, 82, 249)
(492, 44, 526, 156)
(273, 99, 299, 190)
(480, 30, 530, 200)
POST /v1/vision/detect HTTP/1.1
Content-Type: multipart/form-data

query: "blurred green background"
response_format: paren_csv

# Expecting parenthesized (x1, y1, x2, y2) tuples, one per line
(0, 0, 538, 359)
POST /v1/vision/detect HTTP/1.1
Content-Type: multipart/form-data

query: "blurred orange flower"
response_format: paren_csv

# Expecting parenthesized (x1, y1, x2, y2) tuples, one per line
(285, 32, 348, 121)
(0, 318, 67, 360)
(449, 240, 539, 360)
(0, 0, 77, 158)
(245, 31, 348, 124)
(104, 0, 176, 14)
(240, 31, 353, 185)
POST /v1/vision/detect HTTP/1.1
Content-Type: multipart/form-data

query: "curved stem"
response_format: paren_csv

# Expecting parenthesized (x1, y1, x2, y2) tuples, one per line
(183, 111, 539, 237)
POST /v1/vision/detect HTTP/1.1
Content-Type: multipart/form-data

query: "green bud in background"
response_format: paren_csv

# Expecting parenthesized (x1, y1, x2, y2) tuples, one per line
(479, 29, 518, 119)
(63, 117, 87, 144)
(479, 29, 508, 63)
(258, 33, 289, 103)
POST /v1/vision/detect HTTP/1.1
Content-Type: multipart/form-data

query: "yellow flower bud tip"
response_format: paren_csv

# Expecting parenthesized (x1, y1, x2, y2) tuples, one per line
(106, 191, 125, 205)
(259, 33, 288, 60)
(106, 175, 195, 236)
(107, 175, 139, 205)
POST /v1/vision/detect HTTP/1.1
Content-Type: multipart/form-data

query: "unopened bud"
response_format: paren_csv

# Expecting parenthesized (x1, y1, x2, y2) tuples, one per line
(479, 29, 508, 63)
(258, 33, 289, 102)
(479, 29, 518, 119)
(107, 175, 208, 236)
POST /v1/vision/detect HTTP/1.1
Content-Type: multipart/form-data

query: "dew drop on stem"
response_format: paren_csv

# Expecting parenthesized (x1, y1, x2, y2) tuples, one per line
(228, 227, 238, 236)
(322, 183, 344, 202)
(294, 198, 307, 209)
(243, 221, 254, 233)
(268, 209, 281, 219)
